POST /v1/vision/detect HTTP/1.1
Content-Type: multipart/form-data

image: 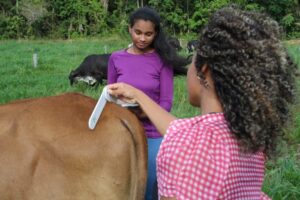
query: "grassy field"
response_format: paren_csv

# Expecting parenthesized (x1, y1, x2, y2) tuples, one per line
(0, 38, 299, 199)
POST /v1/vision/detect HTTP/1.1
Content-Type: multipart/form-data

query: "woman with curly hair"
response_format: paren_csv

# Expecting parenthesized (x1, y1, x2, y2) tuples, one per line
(107, 5, 296, 200)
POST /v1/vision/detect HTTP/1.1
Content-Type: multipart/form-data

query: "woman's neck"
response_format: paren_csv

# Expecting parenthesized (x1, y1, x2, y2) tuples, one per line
(200, 95, 223, 115)
(199, 69, 223, 115)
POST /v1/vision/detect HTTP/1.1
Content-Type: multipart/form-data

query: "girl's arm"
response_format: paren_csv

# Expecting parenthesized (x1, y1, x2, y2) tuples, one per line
(107, 54, 117, 84)
(107, 83, 177, 135)
(158, 64, 174, 112)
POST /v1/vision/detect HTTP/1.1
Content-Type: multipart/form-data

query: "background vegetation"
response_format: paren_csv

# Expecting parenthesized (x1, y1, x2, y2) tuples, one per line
(1, 0, 300, 39)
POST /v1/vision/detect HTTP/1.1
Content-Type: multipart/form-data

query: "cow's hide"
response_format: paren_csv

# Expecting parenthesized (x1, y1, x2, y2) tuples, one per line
(0, 93, 147, 200)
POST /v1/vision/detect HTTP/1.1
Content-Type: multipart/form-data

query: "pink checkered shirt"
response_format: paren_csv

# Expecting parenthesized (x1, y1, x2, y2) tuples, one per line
(157, 113, 271, 200)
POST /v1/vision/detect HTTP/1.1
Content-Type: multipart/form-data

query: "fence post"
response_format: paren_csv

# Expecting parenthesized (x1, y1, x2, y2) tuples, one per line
(33, 49, 38, 68)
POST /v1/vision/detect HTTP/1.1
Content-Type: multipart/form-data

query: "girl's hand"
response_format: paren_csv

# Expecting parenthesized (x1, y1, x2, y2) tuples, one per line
(107, 83, 140, 104)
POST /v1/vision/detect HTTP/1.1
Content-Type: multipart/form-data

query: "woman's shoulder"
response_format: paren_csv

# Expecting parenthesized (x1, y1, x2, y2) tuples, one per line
(167, 117, 198, 132)
(161, 114, 232, 167)
(166, 113, 230, 142)
(169, 113, 226, 129)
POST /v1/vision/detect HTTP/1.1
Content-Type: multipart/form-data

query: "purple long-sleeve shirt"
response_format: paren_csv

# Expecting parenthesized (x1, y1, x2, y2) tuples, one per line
(108, 49, 174, 138)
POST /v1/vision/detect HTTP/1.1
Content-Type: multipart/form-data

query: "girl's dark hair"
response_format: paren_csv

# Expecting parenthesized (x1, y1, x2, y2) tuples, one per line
(129, 7, 190, 73)
(195, 5, 297, 157)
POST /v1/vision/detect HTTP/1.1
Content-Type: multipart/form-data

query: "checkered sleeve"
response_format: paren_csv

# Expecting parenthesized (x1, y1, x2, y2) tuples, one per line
(157, 119, 231, 200)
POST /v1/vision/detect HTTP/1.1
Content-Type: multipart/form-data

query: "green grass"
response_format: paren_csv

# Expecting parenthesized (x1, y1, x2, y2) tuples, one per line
(0, 38, 299, 199)
(263, 156, 300, 199)
(0, 38, 130, 103)
(285, 40, 300, 65)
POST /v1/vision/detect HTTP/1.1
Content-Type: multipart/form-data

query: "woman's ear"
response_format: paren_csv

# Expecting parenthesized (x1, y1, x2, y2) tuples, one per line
(201, 64, 209, 75)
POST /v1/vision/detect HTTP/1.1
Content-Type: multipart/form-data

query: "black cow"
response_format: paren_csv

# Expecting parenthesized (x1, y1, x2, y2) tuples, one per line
(69, 54, 110, 86)
(187, 40, 199, 53)
(69, 52, 191, 87)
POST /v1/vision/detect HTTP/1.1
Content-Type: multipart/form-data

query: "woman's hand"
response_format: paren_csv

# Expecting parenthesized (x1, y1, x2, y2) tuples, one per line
(107, 83, 141, 104)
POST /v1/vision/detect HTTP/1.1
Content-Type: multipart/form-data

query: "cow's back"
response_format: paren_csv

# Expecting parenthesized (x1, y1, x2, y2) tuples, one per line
(0, 93, 147, 200)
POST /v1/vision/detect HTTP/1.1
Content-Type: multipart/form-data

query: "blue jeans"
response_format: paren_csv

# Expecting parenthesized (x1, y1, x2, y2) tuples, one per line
(145, 137, 163, 200)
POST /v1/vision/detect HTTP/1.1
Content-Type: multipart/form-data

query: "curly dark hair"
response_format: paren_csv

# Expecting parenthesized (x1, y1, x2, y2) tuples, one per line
(195, 5, 297, 157)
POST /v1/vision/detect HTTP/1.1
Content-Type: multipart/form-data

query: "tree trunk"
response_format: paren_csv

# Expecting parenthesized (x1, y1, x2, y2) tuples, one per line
(137, 0, 144, 8)
(100, 0, 109, 12)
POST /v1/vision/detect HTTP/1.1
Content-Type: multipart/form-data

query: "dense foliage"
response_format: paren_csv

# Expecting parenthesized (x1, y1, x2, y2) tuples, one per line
(1, 0, 300, 39)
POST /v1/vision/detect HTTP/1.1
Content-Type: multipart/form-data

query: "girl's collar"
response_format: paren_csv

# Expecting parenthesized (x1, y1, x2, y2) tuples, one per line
(124, 48, 156, 56)
(126, 46, 155, 55)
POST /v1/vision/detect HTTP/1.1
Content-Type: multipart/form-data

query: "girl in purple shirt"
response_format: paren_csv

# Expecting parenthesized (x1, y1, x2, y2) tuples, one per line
(108, 50, 173, 138)
(108, 7, 188, 200)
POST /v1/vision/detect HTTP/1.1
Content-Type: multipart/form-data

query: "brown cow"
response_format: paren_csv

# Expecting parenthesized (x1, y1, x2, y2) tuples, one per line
(0, 93, 147, 200)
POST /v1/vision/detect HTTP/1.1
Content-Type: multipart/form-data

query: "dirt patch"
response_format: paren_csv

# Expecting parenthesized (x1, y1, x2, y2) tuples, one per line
(285, 39, 300, 45)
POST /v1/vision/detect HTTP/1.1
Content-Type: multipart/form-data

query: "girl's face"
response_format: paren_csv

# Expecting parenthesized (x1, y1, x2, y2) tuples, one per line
(186, 56, 201, 107)
(129, 19, 157, 51)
